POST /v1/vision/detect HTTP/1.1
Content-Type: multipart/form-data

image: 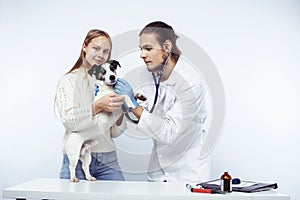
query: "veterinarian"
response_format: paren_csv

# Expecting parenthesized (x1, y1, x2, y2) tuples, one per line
(55, 29, 126, 181)
(114, 21, 210, 183)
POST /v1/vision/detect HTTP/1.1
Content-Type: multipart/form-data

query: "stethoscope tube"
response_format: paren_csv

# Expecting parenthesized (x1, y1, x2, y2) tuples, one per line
(124, 51, 170, 123)
(149, 52, 170, 113)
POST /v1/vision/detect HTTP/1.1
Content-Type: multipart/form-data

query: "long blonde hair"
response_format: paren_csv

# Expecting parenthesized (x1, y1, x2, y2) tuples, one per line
(54, 29, 112, 117)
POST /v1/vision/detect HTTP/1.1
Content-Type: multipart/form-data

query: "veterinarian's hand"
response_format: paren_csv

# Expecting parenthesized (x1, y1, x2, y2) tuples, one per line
(114, 78, 138, 111)
(93, 93, 125, 115)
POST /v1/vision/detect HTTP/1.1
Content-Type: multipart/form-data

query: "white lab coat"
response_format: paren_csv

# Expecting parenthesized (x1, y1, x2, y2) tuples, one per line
(136, 57, 211, 183)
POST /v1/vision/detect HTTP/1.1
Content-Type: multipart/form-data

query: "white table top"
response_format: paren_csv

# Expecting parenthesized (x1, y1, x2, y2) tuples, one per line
(2, 178, 289, 200)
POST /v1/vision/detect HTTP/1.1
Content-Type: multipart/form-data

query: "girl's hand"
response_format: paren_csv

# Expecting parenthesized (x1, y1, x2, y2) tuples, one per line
(92, 93, 125, 115)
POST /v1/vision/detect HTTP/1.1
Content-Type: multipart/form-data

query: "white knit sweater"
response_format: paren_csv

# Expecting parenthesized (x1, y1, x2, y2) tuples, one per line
(55, 67, 126, 152)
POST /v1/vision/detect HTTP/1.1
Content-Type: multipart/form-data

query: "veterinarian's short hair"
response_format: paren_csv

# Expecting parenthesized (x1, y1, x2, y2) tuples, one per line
(139, 21, 181, 62)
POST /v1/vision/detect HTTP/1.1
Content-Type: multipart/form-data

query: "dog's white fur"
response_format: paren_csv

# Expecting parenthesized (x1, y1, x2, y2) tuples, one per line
(64, 62, 123, 182)
(96, 63, 135, 108)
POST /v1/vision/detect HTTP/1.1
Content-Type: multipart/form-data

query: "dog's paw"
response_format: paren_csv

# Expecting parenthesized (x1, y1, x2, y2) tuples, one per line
(70, 177, 80, 182)
(86, 176, 97, 181)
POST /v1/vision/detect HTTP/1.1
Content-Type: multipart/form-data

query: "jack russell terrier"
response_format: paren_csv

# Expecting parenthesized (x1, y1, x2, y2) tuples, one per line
(64, 60, 144, 182)
(63, 60, 122, 182)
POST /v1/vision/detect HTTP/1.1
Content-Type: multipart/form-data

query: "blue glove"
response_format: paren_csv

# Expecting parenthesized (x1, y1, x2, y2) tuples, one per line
(114, 78, 138, 110)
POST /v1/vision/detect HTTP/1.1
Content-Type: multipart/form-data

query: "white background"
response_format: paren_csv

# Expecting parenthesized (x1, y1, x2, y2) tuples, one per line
(0, 0, 299, 199)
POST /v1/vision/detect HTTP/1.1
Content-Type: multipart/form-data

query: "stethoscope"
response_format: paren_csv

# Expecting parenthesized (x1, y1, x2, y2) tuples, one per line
(149, 50, 171, 113)
(125, 50, 171, 124)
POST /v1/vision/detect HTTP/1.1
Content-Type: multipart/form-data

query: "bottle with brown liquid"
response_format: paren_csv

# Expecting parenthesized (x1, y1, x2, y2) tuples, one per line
(220, 172, 232, 192)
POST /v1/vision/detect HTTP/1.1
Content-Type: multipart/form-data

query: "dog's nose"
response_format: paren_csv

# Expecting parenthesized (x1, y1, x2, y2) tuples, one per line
(109, 75, 116, 81)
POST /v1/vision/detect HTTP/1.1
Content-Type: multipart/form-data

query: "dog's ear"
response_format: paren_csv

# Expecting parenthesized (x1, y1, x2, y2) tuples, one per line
(114, 60, 121, 68)
(88, 64, 106, 80)
(99, 66, 106, 75)
(96, 65, 106, 80)
(88, 64, 98, 77)
(109, 60, 121, 72)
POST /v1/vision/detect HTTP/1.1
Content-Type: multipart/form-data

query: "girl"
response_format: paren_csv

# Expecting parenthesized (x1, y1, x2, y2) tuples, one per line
(55, 29, 126, 181)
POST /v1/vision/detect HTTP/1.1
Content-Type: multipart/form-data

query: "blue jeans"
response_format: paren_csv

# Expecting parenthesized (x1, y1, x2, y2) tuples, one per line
(60, 151, 125, 180)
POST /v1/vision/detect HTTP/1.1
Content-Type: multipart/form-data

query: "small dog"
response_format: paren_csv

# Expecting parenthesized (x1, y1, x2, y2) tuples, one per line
(64, 60, 124, 183)
(64, 60, 146, 182)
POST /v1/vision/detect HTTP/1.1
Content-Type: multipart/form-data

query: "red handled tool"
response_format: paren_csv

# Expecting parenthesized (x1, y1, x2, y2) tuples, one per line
(186, 184, 224, 194)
